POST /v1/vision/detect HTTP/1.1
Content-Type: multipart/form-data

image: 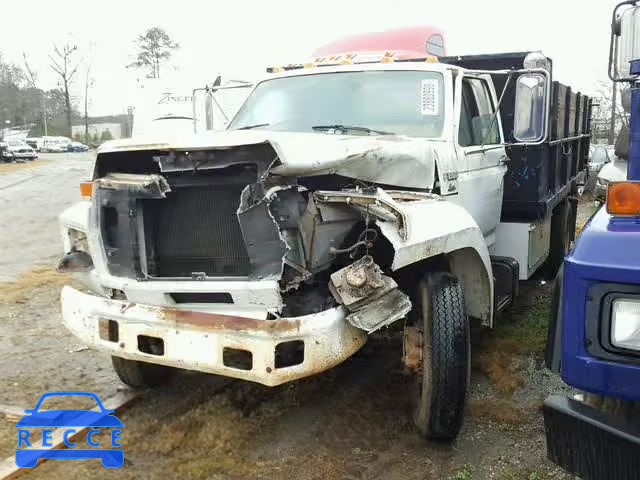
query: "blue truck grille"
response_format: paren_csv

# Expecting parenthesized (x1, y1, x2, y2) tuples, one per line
(544, 395, 640, 480)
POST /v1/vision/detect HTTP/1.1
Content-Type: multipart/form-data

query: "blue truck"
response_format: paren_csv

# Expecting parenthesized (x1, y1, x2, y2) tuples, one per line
(544, 1, 640, 478)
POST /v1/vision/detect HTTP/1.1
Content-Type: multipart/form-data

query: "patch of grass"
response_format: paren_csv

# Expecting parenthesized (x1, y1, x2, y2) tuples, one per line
(0, 265, 70, 304)
(466, 398, 529, 427)
(474, 287, 551, 396)
(493, 291, 551, 354)
(450, 464, 474, 480)
(497, 467, 547, 480)
(0, 159, 47, 175)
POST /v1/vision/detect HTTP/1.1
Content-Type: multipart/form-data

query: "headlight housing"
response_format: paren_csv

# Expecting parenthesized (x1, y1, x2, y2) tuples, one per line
(597, 177, 609, 187)
(611, 298, 640, 350)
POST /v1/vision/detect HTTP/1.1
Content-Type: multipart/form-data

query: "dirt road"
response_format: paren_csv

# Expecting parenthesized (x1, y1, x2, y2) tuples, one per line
(0, 157, 589, 479)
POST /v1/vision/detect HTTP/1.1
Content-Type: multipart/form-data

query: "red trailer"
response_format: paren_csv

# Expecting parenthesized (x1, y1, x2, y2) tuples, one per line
(313, 26, 446, 59)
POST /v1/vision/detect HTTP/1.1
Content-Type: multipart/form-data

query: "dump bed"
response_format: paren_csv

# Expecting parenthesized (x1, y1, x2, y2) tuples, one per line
(443, 52, 592, 221)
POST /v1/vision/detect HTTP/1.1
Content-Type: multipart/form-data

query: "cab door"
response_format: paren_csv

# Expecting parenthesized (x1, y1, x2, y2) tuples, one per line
(450, 73, 507, 246)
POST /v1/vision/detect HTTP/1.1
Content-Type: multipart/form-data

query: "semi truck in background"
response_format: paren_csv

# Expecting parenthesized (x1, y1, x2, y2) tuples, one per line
(130, 75, 252, 137)
(313, 25, 446, 58)
(544, 2, 640, 478)
(57, 38, 590, 440)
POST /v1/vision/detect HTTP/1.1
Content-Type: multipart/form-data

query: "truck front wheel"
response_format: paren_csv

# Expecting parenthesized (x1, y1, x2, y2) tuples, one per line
(411, 271, 469, 441)
(111, 356, 174, 388)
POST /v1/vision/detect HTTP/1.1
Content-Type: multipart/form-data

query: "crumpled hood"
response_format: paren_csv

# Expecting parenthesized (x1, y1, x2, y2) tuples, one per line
(98, 130, 439, 189)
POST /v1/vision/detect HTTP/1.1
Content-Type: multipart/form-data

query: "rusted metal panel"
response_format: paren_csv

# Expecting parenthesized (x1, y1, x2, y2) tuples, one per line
(61, 286, 367, 387)
(329, 256, 412, 332)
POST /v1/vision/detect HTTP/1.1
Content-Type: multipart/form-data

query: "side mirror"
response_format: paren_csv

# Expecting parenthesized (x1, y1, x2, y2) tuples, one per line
(513, 73, 549, 143)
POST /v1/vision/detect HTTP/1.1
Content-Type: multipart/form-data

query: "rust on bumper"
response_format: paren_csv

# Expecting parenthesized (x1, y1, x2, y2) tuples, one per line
(61, 286, 367, 386)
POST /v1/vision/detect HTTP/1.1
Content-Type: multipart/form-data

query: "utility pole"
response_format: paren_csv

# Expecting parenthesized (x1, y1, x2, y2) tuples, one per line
(609, 81, 618, 144)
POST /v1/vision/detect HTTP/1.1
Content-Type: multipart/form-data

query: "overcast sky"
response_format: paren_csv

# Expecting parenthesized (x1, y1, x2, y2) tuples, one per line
(0, 0, 619, 116)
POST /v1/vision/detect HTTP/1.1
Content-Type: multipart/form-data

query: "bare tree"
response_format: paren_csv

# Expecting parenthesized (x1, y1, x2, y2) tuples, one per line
(592, 80, 628, 144)
(83, 65, 94, 139)
(23, 52, 48, 137)
(127, 27, 179, 79)
(49, 43, 79, 137)
(22, 53, 38, 89)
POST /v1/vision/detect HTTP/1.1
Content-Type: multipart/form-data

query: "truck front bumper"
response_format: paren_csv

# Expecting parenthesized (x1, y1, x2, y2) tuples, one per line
(61, 286, 367, 386)
(544, 395, 640, 480)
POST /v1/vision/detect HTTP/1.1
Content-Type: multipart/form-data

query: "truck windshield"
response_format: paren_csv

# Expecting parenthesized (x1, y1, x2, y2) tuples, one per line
(228, 70, 445, 138)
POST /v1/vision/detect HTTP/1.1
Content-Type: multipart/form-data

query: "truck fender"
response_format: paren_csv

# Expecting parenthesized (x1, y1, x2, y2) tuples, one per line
(59, 201, 91, 251)
(377, 199, 494, 326)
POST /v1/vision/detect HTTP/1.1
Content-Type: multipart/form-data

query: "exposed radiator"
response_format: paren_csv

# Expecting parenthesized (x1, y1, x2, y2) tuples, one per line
(144, 184, 250, 277)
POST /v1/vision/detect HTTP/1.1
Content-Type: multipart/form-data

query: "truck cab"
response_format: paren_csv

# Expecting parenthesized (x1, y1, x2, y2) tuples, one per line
(57, 49, 589, 441)
(544, 2, 640, 478)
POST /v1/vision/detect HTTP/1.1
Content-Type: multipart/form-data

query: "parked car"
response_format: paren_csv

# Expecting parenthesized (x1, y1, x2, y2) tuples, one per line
(67, 141, 89, 152)
(585, 145, 614, 193)
(0, 142, 12, 162)
(41, 136, 72, 153)
(595, 157, 628, 201)
(5, 139, 37, 161)
(41, 142, 66, 153)
(25, 138, 40, 151)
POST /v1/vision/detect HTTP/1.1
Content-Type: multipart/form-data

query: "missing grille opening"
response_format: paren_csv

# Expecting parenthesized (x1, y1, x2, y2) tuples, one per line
(138, 335, 165, 356)
(275, 340, 305, 369)
(169, 292, 233, 304)
(103, 206, 119, 246)
(223, 347, 253, 371)
(98, 319, 119, 342)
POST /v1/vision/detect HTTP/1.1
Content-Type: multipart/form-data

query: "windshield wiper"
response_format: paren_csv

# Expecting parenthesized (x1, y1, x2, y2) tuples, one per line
(312, 125, 394, 136)
(236, 123, 270, 130)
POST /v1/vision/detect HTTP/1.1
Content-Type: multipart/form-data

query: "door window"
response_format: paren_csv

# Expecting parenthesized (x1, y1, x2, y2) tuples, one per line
(459, 78, 500, 147)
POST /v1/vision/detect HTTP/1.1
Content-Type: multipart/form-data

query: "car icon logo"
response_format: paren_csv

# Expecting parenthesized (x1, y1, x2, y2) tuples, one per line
(15, 391, 123, 468)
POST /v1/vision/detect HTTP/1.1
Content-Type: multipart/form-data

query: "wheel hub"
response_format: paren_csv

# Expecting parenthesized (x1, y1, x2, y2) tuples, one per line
(403, 325, 423, 373)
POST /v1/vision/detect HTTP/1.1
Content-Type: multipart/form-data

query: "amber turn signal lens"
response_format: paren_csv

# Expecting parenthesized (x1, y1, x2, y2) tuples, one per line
(80, 181, 93, 198)
(607, 182, 640, 215)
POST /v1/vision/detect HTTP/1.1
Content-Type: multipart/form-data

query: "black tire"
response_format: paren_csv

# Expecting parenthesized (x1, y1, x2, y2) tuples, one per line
(412, 272, 469, 441)
(546, 200, 572, 278)
(111, 356, 173, 388)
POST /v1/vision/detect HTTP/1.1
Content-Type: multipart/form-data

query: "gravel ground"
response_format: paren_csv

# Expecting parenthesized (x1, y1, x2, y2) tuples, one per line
(0, 152, 93, 282)
(0, 159, 591, 479)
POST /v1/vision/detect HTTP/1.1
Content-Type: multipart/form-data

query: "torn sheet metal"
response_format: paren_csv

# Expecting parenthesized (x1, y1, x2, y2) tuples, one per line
(95, 173, 171, 198)
(347, 289, 412, 333)
(237, 184, 289, 280)
(152, 142, 278, 179)
(329, 255, 412, 333)
(314, 188, 409, 240)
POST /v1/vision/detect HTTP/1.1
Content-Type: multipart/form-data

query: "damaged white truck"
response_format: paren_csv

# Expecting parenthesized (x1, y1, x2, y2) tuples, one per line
(57, 51, 591, 440)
